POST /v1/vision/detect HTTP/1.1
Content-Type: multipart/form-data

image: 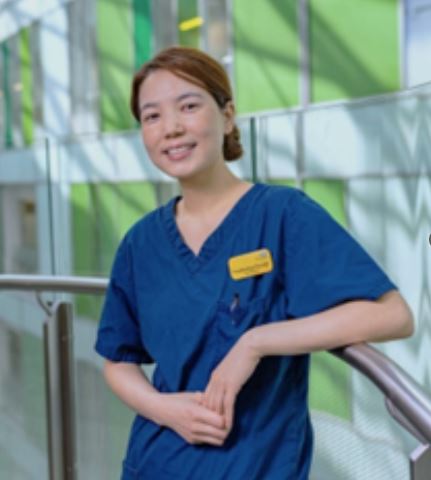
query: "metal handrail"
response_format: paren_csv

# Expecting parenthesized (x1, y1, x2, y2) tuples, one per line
(1, 274, 431, 446)
(332, 345, 431, 443)
(0, 274, 107, 294)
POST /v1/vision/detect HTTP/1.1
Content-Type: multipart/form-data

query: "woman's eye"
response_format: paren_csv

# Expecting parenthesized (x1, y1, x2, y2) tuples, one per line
(142, 112, 159, 123)
(182, 102, 199, 112)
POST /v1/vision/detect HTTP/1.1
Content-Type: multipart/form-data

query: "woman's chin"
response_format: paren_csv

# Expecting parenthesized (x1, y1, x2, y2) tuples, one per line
(161, 164, 208, 183)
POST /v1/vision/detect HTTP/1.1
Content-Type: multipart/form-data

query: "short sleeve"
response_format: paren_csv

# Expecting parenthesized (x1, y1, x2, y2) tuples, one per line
(283, 190, 397, 318)
(94, 235, 153, 364)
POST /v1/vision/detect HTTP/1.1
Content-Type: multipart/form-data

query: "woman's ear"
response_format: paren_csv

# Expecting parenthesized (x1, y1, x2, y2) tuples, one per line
(223, 100, 235, 135)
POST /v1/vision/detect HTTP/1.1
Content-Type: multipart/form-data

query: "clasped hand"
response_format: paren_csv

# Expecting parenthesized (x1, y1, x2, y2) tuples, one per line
(162, 332, 260, 446)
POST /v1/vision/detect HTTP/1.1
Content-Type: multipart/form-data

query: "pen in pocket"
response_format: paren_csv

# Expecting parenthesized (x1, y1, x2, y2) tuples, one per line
(230, 293, 240, 313)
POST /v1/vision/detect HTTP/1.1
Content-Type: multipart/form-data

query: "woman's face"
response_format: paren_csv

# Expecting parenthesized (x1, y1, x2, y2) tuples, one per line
(137, 69, 234, 182)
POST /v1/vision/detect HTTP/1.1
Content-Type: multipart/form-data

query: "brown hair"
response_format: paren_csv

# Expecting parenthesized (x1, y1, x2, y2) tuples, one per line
(130, 46, 243, 162)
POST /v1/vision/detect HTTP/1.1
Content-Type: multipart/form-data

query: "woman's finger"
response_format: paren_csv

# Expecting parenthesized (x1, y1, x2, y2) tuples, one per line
(193, 434, 225, 446)
(208, 384, 225, 415)
(223, 390, 236, 431)
(195, 404, 225, 429)
(192, 421, 228, 440)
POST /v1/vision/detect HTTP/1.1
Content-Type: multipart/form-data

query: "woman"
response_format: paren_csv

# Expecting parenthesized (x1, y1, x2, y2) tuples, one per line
(95, 46, 413, 479)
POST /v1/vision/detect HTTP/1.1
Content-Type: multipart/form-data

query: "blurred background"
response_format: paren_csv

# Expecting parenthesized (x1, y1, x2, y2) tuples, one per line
(0, 0, 430, 478)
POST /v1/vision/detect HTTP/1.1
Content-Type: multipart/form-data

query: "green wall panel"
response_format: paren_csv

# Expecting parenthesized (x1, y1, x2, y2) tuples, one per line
(304, 180, 351, 420)
(1, 42, 13, 148)
(21, 332, 47, 447)
(71, 181, 157, 317)
(72, 184, 98, 276)
(178, 0, 200, 48)
(133, 0, 152, 70)
(309, 349, 351, 420)
(267, 178, 296, 188)
(233, 0, 300, 114)
(310, 0, 400, 102)
(19, 28, 34, 146)
(97, 0, 135, 132)
(71, 183, 103, 318)
(304, 180, 346, 227)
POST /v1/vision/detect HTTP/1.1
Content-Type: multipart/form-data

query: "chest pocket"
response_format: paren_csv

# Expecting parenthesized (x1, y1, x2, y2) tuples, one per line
(213, 296, 266, 364)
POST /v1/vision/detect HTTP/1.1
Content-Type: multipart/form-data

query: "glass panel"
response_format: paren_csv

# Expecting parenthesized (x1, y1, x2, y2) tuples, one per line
(0, 139, 50, 477)
(303, 83, 431, 178)
(311, 375, 410, 479)
(0, 291, 48, 479)
(258, 112, 297, 181)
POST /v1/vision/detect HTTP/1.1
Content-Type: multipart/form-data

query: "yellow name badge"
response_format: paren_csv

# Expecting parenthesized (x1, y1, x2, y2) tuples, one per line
(228, 249, 273, 280)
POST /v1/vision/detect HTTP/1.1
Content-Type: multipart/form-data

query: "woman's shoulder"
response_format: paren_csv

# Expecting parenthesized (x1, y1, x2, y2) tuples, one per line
(258, 182, 311, 213)
(257, 183, 337, 233)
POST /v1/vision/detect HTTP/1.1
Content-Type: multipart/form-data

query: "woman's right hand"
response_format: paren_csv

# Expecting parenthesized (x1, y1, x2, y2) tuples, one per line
(103, 362, 229, 446)
(158, 391, 230, 446)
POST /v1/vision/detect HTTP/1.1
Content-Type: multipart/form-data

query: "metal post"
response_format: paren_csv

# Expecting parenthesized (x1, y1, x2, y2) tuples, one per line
(296, 0, 309, 190)
(43, 301, 77, 480)
(410, 444, 431, 480)
(298, 0, 310, 108)
(250, 117, 258, 183)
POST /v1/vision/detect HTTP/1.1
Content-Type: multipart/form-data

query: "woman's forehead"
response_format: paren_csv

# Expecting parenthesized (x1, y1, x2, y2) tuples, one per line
(138, 69, 209, 105)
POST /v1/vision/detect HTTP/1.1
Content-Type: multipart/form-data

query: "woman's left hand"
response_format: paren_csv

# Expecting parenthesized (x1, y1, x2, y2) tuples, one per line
(202, 332, 261, 432)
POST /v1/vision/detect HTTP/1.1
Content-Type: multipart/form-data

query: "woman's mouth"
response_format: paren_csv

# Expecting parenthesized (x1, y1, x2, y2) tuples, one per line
(163, 143, 196, 161)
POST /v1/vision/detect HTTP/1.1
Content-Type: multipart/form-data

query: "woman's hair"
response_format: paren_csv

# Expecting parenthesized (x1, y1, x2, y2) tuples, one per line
(130, 46, 243, 161)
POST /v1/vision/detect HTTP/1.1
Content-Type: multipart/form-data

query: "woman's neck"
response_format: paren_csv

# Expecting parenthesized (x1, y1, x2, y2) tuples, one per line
(177, 166, 251, 218)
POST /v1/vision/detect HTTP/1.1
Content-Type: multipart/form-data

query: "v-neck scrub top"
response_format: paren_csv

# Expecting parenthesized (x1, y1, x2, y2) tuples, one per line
(95, 183, 396, 480)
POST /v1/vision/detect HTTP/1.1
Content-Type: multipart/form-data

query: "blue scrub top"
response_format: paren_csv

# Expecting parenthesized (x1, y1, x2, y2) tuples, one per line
(95, 183, 396, 480)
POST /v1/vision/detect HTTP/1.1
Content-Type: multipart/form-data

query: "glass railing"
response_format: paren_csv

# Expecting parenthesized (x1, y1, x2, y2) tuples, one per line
(0, 288, 48, 478)
(1, 81, 430, 479)
(0, 275, 430, 480)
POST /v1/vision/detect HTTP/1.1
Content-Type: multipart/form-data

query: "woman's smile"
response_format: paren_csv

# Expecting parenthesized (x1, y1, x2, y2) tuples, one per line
(163, 142, 197, 162)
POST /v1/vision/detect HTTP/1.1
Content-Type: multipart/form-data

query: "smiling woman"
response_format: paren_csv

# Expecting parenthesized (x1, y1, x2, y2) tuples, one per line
(135, 69, 233, 182)
(94, 46, 413, 480)
(130, 46, 243, 163)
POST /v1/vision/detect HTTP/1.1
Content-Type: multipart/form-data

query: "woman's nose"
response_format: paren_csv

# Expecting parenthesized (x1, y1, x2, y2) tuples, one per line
(163, 112, 185, 138)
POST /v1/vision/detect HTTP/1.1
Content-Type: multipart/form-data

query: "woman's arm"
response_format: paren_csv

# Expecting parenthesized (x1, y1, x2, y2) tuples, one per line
(246, 289, 413, 357)
(103, 361, 162, 421)
(103, 360, 230, 445)
(202, 290, 414, 425)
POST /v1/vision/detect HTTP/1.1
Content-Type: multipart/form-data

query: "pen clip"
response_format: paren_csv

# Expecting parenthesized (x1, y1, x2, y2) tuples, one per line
(230, 293, 240, 313)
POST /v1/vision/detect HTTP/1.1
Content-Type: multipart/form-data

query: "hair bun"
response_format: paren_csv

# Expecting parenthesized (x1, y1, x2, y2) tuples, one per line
(224, 125, 243, 161)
